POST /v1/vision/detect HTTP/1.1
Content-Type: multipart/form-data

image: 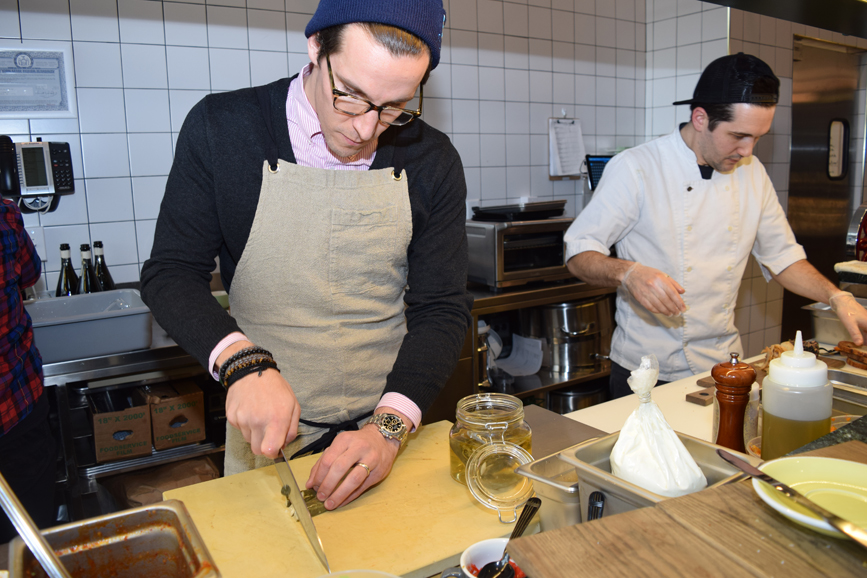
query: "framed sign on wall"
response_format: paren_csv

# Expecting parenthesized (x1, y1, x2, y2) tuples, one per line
(0, 44, 76, 119)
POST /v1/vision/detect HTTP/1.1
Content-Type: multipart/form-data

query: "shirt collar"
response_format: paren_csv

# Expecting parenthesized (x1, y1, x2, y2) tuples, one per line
(288, 63, 323, 142)
(673, 124, 714, 180)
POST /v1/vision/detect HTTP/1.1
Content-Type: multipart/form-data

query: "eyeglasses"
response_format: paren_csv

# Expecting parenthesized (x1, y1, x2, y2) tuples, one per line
(326, 54, 423, 126)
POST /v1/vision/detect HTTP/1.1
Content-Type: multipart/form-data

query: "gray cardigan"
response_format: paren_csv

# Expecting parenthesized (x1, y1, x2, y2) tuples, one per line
(140, 76, 473, 413)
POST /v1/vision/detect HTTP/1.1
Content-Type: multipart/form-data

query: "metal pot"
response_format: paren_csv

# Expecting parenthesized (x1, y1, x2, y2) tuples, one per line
(518, 296, 613, 372)
(547, 382, 609, 414)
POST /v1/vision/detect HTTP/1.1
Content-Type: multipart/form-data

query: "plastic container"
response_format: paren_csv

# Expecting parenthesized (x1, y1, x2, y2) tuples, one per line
(761, 331, 832, 460)
(449, 393, 534, 522)
(556, 430, 760, 522)
(25, 289, 152, 363)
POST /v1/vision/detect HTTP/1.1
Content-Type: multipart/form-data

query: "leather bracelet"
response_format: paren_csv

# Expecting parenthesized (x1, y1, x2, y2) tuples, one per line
(218, 345, 272, 385)
(223, 360, 280, 390)
(221, 353, 274, 388)
(222, 353, 273, 383)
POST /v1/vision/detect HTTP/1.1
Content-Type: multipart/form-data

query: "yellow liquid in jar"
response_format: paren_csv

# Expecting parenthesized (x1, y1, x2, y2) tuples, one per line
(761, 411, 830, 460)
(448, 428, 532, 484)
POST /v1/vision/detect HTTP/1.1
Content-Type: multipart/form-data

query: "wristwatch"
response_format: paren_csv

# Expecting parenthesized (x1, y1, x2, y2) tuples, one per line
(366, 413, 408, 447)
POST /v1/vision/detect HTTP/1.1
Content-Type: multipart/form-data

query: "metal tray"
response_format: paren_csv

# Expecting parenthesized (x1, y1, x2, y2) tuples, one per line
(9, 499, 219, 577)
(555, 431, 761, 523)
(516, 449, 585, 531)
(803, 298, 867, 345)
(829, 369, 867, 415)
(471, 200, 567, 222)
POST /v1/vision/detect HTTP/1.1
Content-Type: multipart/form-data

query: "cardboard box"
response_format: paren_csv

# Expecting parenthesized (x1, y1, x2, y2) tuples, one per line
(89, 389, 152, 463)
(145, 380, 206, 451)
(104, 456, 220, 508)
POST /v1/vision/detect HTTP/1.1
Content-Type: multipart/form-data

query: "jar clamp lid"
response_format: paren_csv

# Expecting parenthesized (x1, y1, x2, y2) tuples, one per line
(465, 441, 535, 523)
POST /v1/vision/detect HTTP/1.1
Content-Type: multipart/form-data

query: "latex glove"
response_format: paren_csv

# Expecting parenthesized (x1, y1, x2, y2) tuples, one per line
(829, 291, 867, 346)
(621, 262, 687, 317)
(305, 419, 402, 510)
(225, 369, 301, 458)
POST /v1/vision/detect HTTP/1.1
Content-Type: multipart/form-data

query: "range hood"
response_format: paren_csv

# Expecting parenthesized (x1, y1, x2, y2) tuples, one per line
(704, 0, 867, 40)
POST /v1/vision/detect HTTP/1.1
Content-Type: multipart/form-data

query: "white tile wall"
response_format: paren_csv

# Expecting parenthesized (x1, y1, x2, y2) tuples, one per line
(5, 0, 867, 335)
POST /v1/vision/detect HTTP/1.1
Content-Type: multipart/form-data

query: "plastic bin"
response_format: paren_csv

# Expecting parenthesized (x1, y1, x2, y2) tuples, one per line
(26, 289, 152, 363)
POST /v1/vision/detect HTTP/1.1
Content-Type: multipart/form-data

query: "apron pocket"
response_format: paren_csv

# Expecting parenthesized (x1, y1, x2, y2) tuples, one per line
(329, 206, 408, 296)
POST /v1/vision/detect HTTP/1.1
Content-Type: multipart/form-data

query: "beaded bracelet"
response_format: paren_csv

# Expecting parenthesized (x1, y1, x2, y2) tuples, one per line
(222, 353, 274, 383)
(218, 345, 272, 386)
(224, 360, 280, 389)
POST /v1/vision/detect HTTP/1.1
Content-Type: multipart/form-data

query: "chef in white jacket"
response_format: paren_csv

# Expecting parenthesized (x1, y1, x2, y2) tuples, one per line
(564, 53, 867, 399)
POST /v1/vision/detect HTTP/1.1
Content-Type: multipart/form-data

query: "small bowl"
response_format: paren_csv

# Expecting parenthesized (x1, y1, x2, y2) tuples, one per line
(459, 537, 508, 577)
(746, 436, 761, 459)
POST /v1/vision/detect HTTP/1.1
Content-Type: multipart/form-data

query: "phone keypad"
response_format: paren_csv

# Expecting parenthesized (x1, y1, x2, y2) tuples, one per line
(49, 144, 74, 192)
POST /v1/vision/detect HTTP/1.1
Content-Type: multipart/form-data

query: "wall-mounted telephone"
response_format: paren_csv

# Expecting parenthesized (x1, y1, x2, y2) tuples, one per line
(1, 135, 75, 197)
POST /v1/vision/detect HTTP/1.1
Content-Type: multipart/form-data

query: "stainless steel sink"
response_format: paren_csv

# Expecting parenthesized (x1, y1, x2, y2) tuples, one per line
(829, 369, 867, 415)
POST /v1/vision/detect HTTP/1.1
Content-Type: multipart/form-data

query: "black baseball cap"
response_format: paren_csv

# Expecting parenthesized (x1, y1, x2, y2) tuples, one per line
(673, 52, 779, 106)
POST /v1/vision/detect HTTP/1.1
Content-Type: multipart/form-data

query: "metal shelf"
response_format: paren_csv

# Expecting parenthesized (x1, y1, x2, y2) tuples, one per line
(486, 363, 610, 399)
(81, 442, 224, 479)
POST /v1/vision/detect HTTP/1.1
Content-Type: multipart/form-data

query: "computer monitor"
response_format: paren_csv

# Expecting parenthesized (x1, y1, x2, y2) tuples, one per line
(585, 154, 613, 191)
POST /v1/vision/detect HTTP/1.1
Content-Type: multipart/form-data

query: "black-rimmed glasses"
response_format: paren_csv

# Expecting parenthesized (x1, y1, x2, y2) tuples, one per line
(326, 54, 422, 126)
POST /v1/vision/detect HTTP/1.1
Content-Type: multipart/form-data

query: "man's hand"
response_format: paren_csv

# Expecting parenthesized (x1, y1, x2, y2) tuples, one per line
(621, 262, 687, 317)
(305, 411, 407, 511)
(225, 369, 301, 458)
(830, 291, 867, 346)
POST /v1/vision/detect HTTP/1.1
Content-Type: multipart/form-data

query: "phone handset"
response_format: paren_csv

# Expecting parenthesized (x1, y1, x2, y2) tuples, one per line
(0, 135, 20, 196)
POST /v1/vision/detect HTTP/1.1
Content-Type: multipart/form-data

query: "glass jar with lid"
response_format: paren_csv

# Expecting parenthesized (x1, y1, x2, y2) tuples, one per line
(449, 393, 535, 523)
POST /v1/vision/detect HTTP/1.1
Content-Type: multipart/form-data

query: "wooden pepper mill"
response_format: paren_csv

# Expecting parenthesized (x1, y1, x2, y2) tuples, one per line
(712, 352, 756, 453)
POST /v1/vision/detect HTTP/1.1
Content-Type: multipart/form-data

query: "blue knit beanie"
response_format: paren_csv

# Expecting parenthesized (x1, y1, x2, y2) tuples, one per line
(305, 0, 446, 70)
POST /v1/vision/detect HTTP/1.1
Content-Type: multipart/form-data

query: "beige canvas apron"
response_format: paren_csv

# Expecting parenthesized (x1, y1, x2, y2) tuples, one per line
(224, 153, 412, 475)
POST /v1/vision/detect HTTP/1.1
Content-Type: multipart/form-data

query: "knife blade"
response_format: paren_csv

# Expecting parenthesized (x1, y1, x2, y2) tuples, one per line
(275, 449, 331, 572)
(716, 449, 867, 550)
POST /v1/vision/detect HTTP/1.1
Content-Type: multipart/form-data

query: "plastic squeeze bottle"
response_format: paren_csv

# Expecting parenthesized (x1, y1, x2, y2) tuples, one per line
(761, 331, 832, 460)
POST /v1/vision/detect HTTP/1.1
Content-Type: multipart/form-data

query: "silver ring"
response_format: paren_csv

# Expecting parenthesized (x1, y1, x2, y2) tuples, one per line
(355, 462, 371, 478)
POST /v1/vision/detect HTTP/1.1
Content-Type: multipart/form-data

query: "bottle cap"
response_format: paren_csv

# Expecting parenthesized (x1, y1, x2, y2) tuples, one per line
(768, 331, 827, 387)
(93, 241, 103, 248)
(59, 243, 69, 250)
(80, 243, 90, 251)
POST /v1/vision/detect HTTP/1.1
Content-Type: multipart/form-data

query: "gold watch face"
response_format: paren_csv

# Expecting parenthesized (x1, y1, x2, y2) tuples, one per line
(380, 414, 404, 433)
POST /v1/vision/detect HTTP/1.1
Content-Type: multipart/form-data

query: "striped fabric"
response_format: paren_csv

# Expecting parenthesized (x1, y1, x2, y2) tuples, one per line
(285, 63, 377, 170)
(0, 200, 43, 436)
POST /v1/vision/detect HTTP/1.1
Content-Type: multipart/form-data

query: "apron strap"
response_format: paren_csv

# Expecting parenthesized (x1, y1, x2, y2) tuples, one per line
(256, 85, 280, 171)
(290, 410, 375, 459)
(391, 133, 407, 178)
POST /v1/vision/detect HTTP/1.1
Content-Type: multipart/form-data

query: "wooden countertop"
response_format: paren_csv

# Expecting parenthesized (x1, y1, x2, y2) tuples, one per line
(509, 441, 867, 577)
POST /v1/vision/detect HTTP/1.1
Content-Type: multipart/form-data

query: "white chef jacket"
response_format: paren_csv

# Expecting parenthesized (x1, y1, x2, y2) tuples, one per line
(565, 127, 806, 381)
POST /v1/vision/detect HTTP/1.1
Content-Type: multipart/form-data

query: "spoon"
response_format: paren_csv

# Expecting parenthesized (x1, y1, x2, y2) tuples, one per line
(477, 497, 541, 578)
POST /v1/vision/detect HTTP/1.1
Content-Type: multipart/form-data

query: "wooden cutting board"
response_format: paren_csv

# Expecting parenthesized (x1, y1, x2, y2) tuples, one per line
(165, 421, 531, 578)
(508, 441, 867, 578)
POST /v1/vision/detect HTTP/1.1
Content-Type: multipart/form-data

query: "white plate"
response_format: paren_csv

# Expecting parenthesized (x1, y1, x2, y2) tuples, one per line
(752, 456, 867, 538)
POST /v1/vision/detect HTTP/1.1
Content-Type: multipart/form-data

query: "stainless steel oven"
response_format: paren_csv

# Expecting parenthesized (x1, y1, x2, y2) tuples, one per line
(466, 217, 574, 289)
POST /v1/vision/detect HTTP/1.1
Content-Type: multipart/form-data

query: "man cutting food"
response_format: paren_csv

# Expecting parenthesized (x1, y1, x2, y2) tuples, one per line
(140, 0, 471, 510)
(565, 53, 867, 399)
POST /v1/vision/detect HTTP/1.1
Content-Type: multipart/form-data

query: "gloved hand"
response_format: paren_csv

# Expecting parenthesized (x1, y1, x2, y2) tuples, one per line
(621, 262, 687, 317)
(829, 291, 867, 346)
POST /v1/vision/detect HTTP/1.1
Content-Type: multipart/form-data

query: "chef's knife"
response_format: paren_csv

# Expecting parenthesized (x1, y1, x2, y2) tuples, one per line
(275, 449, 331, 572)
(717, 449, 867, 550)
